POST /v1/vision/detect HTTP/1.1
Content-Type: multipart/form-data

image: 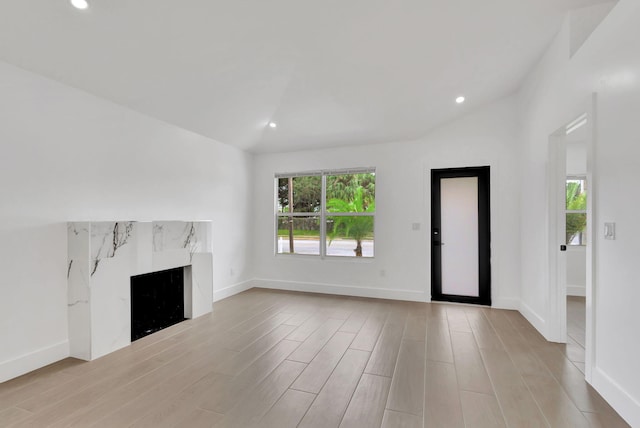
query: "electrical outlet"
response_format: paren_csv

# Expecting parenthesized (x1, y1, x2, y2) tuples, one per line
(380, 269, 386, 277)
(412, 223, 421, 231)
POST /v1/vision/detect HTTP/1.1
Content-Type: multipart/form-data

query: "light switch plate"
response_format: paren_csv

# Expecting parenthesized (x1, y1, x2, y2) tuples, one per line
(604, 222, 616, 240)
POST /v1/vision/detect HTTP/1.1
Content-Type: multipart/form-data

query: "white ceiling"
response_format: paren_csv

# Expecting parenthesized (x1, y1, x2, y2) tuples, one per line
(0, 0, 612, 153)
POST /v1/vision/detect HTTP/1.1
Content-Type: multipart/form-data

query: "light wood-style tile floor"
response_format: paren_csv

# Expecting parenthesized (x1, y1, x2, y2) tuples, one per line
(0, 289, 629, 427)
(565, 296, 586, 375)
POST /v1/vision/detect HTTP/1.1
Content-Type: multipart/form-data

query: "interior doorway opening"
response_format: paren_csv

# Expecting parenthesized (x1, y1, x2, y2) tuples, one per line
(565, 134, 588, 374)
(547, 99, 595, 382)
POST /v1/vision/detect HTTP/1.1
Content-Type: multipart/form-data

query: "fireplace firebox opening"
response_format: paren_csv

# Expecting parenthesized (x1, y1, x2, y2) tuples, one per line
(130, 266, 187, 341)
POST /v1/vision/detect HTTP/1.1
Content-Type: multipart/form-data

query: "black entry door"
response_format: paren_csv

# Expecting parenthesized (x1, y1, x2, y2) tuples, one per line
(431, 166, 491, 306)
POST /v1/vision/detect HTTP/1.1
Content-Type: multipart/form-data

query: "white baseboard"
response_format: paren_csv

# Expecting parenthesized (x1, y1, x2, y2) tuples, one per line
(252, 279, 521, 308)
(213, 280, 255, 302)
(519, 302, 547, 338)
(592, 367, 639, 427)
(252, 278, 428, 302)
(567, 285, 586, 297)
(0, 340, 69, 383)
(492, 297, 520, 310)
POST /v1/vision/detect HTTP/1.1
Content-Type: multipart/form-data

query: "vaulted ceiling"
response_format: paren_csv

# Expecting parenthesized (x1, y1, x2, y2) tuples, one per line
(0, 0, 613, 152)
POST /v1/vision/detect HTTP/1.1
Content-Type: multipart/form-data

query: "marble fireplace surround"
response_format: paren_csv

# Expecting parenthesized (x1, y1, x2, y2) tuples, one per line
(67, 221, 213, 361)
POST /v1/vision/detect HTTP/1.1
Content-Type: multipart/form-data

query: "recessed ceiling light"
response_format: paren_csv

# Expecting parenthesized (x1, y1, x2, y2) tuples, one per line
(71, 0, 89, 10)
(268, 122, 277, 129)
(456, 96, 465, 104)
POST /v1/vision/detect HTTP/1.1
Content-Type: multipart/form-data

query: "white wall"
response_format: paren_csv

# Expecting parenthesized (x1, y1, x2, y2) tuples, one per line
(517, 0, 640, 424)
(566, 141, 587, 176)
(252, 96, 521, 309)
(0, 61, 254, 382)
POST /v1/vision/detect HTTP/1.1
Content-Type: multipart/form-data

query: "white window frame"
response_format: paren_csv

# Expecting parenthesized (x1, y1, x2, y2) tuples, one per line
(274, 168, 376, 259)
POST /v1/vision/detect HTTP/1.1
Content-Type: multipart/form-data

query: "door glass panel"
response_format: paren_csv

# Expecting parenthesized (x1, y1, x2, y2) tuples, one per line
(440, 177, 479, 297)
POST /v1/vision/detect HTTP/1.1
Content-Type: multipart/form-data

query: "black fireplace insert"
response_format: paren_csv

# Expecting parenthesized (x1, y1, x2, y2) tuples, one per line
(130, 266, 186, 341)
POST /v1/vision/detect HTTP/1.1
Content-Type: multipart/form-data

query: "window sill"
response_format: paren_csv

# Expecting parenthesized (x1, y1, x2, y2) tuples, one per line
(274, 253, 375, 263)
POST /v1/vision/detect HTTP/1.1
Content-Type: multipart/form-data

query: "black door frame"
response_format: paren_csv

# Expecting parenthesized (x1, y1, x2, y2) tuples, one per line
(431, 166, 491, 306)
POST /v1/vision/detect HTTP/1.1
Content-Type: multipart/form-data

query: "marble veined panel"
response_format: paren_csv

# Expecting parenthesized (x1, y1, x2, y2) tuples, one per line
(193, 222, 212, 253)
(132, 222, 153, 276)
(68, 222, 89, 260)
(152, 249, 191, 274)
(152, 221, 207, 254)
(90, 222, 134, 276)
(190, 253, 214, 318)
(90, 255, 132, 359)
(68, 222, 91, 359)
(67, 257, 91, 360)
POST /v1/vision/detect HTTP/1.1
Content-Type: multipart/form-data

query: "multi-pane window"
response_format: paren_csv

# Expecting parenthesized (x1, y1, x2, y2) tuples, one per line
(276, 169, 375, 258)
(566, 177, 587, 246)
